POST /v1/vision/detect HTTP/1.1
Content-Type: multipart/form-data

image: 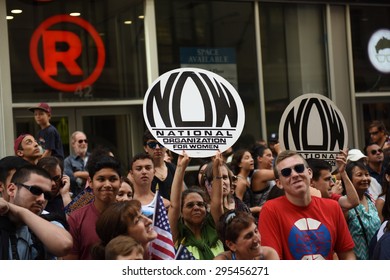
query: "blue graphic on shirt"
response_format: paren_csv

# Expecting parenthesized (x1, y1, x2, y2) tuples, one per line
(288, 218, 331, 260)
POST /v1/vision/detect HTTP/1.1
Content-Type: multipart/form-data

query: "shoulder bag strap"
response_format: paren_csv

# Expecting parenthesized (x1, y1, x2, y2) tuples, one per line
(354, 207, 369, 247)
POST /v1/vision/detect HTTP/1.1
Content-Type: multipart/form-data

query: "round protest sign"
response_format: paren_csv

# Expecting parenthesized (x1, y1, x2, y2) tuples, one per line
(278, 93, 348, 172)
(143, 68, 245, 158)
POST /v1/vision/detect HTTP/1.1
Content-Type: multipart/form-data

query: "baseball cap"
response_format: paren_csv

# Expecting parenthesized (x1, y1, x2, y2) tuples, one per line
(347, 149, 367, 162)
(14, 134, 32, 154)
(28, 102, 52, 114)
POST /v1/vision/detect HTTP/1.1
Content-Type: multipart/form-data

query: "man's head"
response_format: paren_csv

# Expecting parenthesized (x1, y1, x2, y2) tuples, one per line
(14, 134, 42, 164)
(86, 155, 122, 204)
(37, 156, 64, 197)
(0, 156, 31, 201)
(364, 142, 384, 166)
(273, 150, 312, 201)
(129, 152, 154, 188)
(143, 129, 166, 161)
(368, 120, 387, 146)
(306, 158, 334, 198)
(71, 131, 88, 157)
(8, 165, 52, 215)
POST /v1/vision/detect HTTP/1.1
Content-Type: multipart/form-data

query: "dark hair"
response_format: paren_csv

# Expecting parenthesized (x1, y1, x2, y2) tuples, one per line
(0, 156, 31, 183)
(217, 210, 256, 246)
(11, 165, 51, 184)
(86, 155, 121, 180)
(130, 152, 153, 170)
(345, 161, 368, 181)
(363, 142, 380, 156)
(306, 158, 332, 181)
(251, 144, 271, 169)
(142, 129, 155, 145)
(230, 149, 251, 175)
(180, 187, 208, 212)
(91, 200, 142, 259)
(121, 176, 134, 196)
(37, 156, 63, 174)
(369, 120, 386, 133)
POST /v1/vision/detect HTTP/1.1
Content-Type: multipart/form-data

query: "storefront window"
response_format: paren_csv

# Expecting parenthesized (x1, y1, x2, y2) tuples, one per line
(259, 3, 328, 136)
(6, 0, 147, 102)
(155, 0, 261, 149)
(350, 6, 390, 93)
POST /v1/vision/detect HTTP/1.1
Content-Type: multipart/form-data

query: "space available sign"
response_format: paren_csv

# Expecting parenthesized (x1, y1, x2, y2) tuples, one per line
(143, 68, 245, 158)
(368, 29, 390, 73)
(278, 94, 348, 172)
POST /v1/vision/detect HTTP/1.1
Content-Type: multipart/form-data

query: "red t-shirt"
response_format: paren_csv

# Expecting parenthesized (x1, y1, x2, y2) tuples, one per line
(67, 202, 100, 260)
(258, 196, 354, 260)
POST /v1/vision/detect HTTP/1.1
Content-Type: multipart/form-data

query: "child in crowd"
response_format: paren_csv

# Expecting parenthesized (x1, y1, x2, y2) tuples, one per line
(105, 235, 144, 260)
(28, 102, 64, 160)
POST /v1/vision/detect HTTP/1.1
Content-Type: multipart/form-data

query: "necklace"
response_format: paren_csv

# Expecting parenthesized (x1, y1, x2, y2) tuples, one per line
(154, 166, 167, 181)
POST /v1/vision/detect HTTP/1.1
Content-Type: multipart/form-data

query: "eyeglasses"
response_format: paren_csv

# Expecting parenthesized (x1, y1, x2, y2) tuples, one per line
(146, 141, 164, 149)
(16, 183, 52, 200)
(77, 139, 88, 144)
(370, 149, 383, 155)
(369, 131, 380, 136)
(184, 201, 207, 209)
(280, 164, 306, 177)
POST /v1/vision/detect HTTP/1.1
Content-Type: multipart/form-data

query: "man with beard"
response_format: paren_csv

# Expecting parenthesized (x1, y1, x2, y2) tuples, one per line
(0, 165, 72, 259)
(64, 131, 90, 196)
(63, 155, 122, 260)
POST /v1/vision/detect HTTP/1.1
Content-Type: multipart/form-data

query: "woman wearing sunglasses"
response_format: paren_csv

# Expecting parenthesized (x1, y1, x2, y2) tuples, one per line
(168, 151, 225, 260)
(214, 210, 279, 260)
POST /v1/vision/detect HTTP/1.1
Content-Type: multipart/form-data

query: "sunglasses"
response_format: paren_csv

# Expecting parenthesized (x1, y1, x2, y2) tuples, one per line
(51, 175, 62, 182)
(16, 183, 52, 200)
(370, 149, 383, 155)
(184, 201, 207, 209)
(146, 141, 164, 149)
(77, 139, 88, 144)
(280, 164, 306, 177)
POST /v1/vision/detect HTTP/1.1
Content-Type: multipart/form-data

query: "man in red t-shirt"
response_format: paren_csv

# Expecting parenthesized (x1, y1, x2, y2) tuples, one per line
(258, 150, 356, 260)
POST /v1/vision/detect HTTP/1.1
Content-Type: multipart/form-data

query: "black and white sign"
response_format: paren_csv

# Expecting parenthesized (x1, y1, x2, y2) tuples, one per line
(143, 68, 245, 158)
(278, 94, 348, 172)
(368, 29, 390, 73)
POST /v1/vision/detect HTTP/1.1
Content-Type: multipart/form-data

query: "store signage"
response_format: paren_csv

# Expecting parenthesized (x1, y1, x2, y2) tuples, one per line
(368, 29, 390, 73)
(278, 94, 348, 172)
(29, 15, 105, 92)
(143, 68, 245, 158)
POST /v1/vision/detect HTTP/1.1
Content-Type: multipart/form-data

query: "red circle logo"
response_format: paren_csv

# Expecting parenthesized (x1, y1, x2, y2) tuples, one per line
(30, 15, 105, 92)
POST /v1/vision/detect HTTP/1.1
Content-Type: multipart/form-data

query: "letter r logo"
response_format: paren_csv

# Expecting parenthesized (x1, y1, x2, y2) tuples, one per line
(30, 15, 105, 92)
(42, 31, 83, 76)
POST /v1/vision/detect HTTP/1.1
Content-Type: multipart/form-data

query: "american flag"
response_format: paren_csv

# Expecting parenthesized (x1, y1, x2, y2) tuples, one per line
(175, 242, 196, 260)
(149, 190, 176, 260)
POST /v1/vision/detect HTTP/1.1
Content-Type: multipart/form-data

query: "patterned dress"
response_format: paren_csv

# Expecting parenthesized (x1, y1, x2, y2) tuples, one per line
(347, 197, 381, 259)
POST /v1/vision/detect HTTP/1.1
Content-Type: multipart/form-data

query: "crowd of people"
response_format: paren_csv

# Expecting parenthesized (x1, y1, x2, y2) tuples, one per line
(1, 103, 390, 260)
